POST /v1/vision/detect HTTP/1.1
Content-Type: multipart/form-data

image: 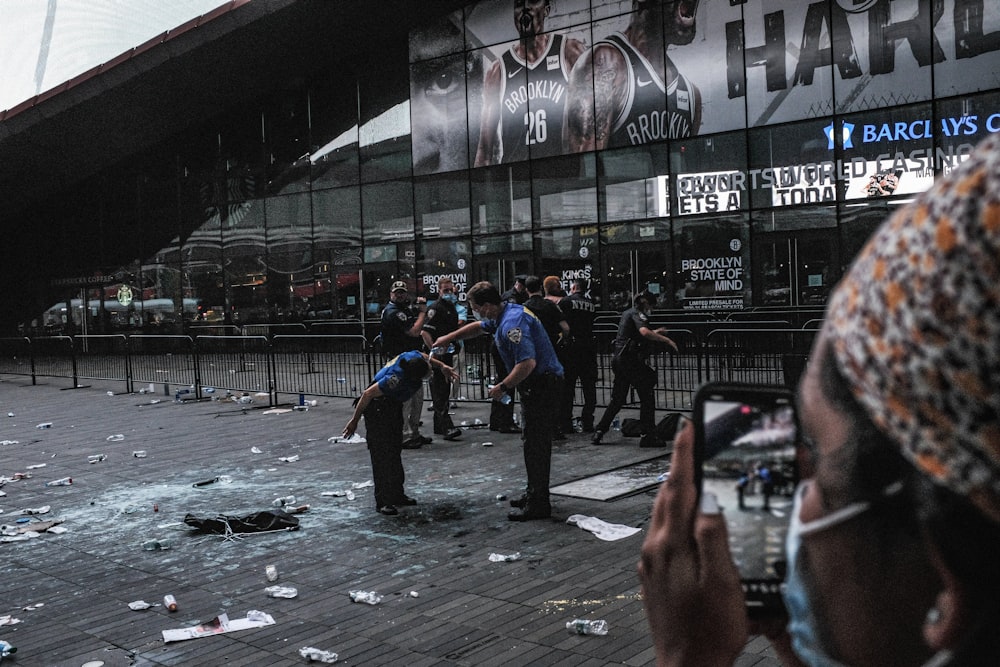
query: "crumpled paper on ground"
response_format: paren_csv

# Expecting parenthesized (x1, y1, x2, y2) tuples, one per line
(566, 514, 642, 541)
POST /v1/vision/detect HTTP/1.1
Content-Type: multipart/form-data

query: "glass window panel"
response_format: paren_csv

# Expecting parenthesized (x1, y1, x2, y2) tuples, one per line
(673, 213, 750, 311)
(838, 102, 934, 203)
(838, 202, 890, 265)
(410, 9, 465, 62)
(933, 4, 1000, 97)
(742, 0, 834, 126)
(411, 53, 475, 176)
(672, 131, 748, 216)
(414, 172, 471, 238)
(600, 219, 670, 245)
(833, 0, 933, 114)
(752, 206, 837, 234)
(361, 180, 415, 243)
(535, 226, 598, 296)
(533, 152, 597, 227)
(598, 143, 671, 222)
(264, 90, 310, 195)
(472, 230, 533, 255)
(359, 46, 412, 183)
(313, 187, 362, 249)
(669, 0, 745, 134)
(310, 79, 360, 189)
(935, 91, 1000, 174)
(470, 161, 532, 234)
(748, 119, 837, 209)
(418, 238, 473, 299)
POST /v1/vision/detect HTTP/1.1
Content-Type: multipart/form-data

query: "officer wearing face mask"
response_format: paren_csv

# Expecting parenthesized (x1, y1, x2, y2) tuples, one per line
(420, 277, 463, 441)
(380, 281, 431, 449)
(638, 135, 1000, 666)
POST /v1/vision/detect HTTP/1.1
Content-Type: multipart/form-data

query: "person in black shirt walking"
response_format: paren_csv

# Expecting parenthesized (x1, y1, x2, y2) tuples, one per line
(558, 278, 598, 433)
(592, 292, 677, 445)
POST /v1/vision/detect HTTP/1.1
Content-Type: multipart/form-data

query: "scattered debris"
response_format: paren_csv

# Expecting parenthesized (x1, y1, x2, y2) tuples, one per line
(488, 552, 521, 562)
(300, 646, 339, 663)
(128, 600, 154, 611)
(565, 515, 642, 541)
(265, 586, 297, 598)
(162, 611, 275, 643)
(106, 434, 125, 442)
(348, 590, 382, 605)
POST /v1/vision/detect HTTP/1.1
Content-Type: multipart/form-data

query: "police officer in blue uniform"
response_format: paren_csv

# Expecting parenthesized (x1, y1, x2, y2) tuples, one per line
(432, 281, 564, 521)
(342, 351, 458, 516)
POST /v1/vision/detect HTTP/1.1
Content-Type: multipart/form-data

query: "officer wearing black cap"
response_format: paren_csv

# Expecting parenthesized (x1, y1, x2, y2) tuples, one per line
(592, 291, 677, 446)
(380, 280, 430, 448)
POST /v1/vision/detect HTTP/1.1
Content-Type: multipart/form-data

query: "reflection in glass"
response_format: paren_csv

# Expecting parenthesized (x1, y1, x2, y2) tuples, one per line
(599, 144, 670, 222)
(310, 79, 360, 189)
(414, 173, 472, 238)
(673, 213, 749, 311)
(470, 161, 532, 234)
(672, 132, 748, 216)
(361, 180, 415, 243)
(360, 49, 413, 183)
(533, 152, 597, 227)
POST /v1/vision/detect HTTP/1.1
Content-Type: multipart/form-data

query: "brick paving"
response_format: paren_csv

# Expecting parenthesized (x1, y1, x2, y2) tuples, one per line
(0, 376, 781, 666)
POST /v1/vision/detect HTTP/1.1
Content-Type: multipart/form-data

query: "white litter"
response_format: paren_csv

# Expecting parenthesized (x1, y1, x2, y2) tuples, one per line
(565, 514, 642, 541)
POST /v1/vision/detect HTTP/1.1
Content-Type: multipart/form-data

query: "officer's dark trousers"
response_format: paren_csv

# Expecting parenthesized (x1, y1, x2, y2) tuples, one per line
(364, 396, 405, 507)
(430, 352, 456, 434)
(520, 373, 562, 507)
(595, 354, 657, 434)
(560, 342, 598, 430)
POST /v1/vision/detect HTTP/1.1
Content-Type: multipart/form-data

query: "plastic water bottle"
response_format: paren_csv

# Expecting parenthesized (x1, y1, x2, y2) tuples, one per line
(430, 344, 455, 356)
(163, 594, 178, 612)
(488, 385, 512, 405)
(0, 639, 17, 658)
(612, 416, 621, 431)
(566, 619, 609, 635)
(265, 564, 278, 582)
(45, 477, 73, 487)
(349, 590, 382, 605)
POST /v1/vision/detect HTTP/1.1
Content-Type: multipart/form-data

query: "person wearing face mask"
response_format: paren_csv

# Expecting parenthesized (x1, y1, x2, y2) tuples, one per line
(421, 277, 463, 441)
(342, 350, 458, 516)
(431, 281, 564, 521)
(380, 281, 430, 449)
(591, 291, 677, 446)
(638, 134, 1000, 666)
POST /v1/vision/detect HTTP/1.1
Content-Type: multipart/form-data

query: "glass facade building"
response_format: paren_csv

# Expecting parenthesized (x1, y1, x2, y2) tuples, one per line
(14, 0, 1000, 333)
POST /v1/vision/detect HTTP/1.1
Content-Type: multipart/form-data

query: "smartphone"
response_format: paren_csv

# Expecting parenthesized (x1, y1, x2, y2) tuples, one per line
(693, 381, 800, 618)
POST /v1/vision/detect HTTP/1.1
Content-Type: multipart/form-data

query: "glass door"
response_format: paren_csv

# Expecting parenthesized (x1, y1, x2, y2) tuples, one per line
(753, 231, 838, 308)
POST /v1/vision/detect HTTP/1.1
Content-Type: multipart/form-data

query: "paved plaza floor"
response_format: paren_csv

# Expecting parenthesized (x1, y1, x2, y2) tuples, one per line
(0, 376, 781, 666)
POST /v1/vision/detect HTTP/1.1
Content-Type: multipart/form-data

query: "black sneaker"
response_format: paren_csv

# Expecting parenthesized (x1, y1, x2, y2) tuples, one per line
(395, 495, 418, 506)
(591, 430, 606, 445)
(509, 494, 528, 509)
(401, 437, 423, 449)
(443, 427, 462, 441)
(377, 505, 399, 516)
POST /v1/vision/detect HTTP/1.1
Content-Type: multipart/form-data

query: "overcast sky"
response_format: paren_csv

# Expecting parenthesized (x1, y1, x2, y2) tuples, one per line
(0, 0, 227, 112)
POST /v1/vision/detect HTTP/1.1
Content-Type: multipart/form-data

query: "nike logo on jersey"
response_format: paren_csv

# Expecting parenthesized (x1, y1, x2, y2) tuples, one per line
(637, 78, 653, 87)
(508, 67, 524, 79)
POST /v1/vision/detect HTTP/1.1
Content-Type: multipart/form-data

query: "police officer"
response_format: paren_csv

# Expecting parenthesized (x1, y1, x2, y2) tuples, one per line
(420, 277, 463, 441)
(592, 292, 677, 445)
(523, 275, 569, 438)
(342, 350, 458, 516)
(380, 281, 430, 448)
(432, 281, 563, 521)
(558, 278, 598, 433)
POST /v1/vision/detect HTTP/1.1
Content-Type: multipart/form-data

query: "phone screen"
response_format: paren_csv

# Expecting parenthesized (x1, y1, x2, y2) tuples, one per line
(695, 384, 799, 615)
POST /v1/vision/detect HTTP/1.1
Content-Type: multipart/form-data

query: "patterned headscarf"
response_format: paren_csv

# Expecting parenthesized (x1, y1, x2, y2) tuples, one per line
(826, 134, 1000, 523)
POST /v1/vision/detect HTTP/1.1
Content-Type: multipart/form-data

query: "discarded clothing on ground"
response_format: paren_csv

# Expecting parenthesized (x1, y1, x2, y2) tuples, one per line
(183, 509, 299, 535)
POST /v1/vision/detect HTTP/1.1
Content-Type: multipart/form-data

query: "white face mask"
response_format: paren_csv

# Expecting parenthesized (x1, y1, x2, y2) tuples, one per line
(784, 480, 904, 667)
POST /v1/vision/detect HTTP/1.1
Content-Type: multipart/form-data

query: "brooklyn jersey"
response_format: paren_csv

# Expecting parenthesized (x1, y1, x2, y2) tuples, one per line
(599, 33, 696, 147)
(498, 33, 570, 163)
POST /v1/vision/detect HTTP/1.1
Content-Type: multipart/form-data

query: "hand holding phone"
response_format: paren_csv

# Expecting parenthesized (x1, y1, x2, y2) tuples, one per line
(693, 382, 800, 618)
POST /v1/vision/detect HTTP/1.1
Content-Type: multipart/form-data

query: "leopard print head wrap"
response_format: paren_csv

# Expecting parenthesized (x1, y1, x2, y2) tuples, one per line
(826, 134, 1000, 523)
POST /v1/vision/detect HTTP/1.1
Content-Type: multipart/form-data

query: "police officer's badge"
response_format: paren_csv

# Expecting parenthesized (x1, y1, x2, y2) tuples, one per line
(396, 312, 407, 321)
(427, 310, 435, 320)
(507, 327, 522, 344)
(638, 313, 649, 323)
(386, 375, 400, 390)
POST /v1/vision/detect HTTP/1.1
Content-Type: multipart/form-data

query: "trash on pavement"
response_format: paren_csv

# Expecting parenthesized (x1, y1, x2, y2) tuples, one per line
(183, 509, 301, 536)
(300, 646, 339, 663)
(265, 585, 297, 598)
(128, 601, 153, 611)
(348, 590, 382, 605)
(488, 552, 521, 562)
(277, 455, 299, 463)
(565, 515, 642, 541)
(162, 611, 275, 643)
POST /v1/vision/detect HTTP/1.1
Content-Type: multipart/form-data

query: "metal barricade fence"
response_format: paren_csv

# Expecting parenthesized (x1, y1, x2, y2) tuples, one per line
(28, 336, 76, 386)
(704, 328, 819, 387)
(74, 335, 130, 393)
(195, 335, 272, 402)
(270, 335, 375, 400)
(0, 337, 34, 382)
(128, 335, 198, 397)
(650, 329, 701, 411)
